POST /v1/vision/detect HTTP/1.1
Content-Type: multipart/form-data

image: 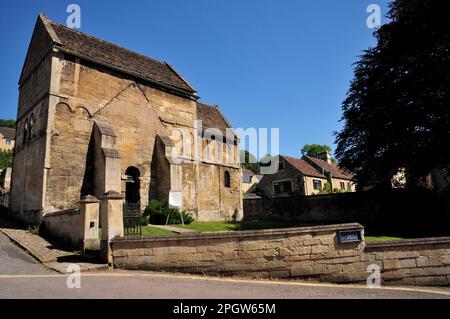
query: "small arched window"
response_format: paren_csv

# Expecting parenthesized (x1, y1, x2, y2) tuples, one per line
(29, 114, 35, 140)
(224, 171, 231, 188)
(23, 119, 29, 144)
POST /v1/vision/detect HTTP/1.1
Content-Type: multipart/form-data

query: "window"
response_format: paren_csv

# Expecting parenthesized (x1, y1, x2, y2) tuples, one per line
(224, 171, 231, 188)
(278, 161, 285, 170)
(313, 179, 322, 190)
(5, 139, 11, 145)
(340, 182, 345, 190)
(347, 182, 352, 191)
(29, 114, 35, 140)
(23, 119, 28, 144)
(274, 180, 292, 194)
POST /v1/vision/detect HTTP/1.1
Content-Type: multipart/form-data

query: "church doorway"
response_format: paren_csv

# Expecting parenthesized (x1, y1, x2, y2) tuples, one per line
(125, 166, 141, 204)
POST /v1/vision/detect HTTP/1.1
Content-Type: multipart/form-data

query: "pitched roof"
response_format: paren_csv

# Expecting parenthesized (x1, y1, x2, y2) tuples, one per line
(0, 127, 15, 140)
(281, 155, 327, 179)
(196, 102, 235, 138)
(37, 14, 195, 94)
(304, 156, 353, 180)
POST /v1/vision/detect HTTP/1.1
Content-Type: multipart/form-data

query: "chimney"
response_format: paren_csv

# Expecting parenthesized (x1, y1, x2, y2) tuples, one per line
(318, 151, 332, 164)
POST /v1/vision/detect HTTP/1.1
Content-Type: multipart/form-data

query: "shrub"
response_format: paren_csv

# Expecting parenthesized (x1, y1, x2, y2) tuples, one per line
(144, 199, 194, 225)
(141, 215, 150, 226)
(27, 225, 40, 235)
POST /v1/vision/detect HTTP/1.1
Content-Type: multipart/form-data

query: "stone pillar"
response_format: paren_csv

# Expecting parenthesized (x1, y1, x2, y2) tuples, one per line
(100, 190, 124, 264)
(79, 195, 101, 252)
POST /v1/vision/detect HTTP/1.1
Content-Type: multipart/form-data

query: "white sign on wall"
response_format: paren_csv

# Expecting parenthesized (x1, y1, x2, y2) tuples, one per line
(169, 191, 182, 208)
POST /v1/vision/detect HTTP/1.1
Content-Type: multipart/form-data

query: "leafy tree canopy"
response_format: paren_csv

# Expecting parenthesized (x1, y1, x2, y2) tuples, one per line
(301, 144, 336, 163)
(0, 150, 13, 169)
(0, 119, 15, 128)
(240, 150, 260, 174)
(301, 144, 331, 158)
(335, 0, 450, 188)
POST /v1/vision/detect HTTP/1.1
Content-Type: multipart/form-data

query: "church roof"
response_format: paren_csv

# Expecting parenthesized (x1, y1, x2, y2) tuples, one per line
(196, 102, 235, 138)
(24, 14, 196, 95)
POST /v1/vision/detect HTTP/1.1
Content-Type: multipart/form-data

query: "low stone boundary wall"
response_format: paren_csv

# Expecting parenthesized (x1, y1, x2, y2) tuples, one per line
(110, 223, 450, 286)
(42, 209, 82, 246)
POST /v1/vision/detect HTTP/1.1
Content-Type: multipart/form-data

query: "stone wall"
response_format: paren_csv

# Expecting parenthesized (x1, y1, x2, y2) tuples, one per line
(41, 209, 82, 246)
(110, 223, 450, 286)
(243, 189, 450, 238)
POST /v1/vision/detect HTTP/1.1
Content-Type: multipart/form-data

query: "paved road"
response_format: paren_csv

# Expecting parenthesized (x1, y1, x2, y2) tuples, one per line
(1, 232, 450, 299)
(0, 232, 53, 275)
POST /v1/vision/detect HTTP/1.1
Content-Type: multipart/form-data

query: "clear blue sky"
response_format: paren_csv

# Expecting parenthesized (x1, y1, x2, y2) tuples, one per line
(0, 0, 389, 158)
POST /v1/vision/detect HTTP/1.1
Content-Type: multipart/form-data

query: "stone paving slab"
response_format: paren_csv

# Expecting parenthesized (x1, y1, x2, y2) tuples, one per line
(0, 215, 108, 273)
(149, 224, 200, 234)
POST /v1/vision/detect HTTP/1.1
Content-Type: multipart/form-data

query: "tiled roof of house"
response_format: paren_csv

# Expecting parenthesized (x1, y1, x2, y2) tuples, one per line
(281, 155, 327, 179)
(42, 14, 195, 94)
(196, 102, 235, 138)
(304, 156, 354, 180)
(0, 127, 15, 140)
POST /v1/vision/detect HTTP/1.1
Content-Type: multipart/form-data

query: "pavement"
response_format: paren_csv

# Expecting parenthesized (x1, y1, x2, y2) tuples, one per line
(150, 224, 199, 234)
(0, 215, 108, 273)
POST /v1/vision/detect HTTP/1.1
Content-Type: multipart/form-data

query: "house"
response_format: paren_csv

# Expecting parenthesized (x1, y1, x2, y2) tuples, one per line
(254, 152, 355, 198)
(241, 168, 263, 194)
(0, 127, 15, 151)
(10, 14, 242, 224)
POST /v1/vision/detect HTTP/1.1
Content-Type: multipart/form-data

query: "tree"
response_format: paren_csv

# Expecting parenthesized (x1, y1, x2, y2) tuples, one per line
(0, 119, 15, 128)
(301, 144, 336, 163)
(335, 0, 450, 188)
(0, 150, 13, 169)
(301, 144, 331, 158)
(239, 150, 260, 174)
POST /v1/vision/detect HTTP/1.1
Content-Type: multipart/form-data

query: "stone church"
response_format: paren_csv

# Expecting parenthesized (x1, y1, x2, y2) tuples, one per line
(10, 14, 242, 224)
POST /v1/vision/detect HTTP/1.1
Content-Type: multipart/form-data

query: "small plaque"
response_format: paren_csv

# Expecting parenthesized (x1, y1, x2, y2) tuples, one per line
(338, 229, 362, 243)
(169, 190, 182, 208)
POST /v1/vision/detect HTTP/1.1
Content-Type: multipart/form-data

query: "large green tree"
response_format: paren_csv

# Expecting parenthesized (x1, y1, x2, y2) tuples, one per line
(0, 150, 13, 169)
(0, 119, 15, 128)
(240, 150, 260, 174)
(335, 0, 450, 188)
(301, 144, 331, 158)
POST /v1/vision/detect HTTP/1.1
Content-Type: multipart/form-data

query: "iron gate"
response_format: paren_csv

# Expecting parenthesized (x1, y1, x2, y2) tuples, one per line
(123, 202, 142, 237)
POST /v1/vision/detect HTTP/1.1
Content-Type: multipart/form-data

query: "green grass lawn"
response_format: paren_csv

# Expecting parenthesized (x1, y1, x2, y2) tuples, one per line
(171, 221, 406, 242)
(365, 235, 404, 242)
(141, 225, 177, 236)
(174, 220, 313, 233)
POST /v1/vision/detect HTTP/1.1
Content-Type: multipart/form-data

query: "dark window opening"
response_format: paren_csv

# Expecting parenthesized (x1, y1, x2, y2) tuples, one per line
(125, 166, 141, 204)
(224, 171, 231, 188)
(340, 182, 345, 190)
(23, 119, 28, 145)
(313, 180, 322, 190)
(279, 161, 285, 170)
(274, 180, 292, 194)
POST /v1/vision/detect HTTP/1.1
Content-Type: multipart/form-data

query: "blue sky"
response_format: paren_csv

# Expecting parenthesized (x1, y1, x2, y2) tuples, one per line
(0, 0, 389, 158)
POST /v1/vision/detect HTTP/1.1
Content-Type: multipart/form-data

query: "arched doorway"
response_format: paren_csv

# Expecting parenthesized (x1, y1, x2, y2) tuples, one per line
(125, 166, 141, 204)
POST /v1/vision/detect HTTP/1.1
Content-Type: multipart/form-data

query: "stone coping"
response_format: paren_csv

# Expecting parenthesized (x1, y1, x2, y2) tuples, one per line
(111, 222, 363, 243)
(365, 236, 450, 250)
(43, 208, 80, 218)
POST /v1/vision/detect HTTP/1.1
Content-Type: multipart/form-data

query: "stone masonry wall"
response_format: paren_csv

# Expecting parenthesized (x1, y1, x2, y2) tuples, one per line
(111, 223, 450, 286)
(41, 209, 82, 247)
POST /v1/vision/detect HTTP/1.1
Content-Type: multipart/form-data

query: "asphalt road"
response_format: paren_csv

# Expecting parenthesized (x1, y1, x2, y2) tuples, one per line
(1, 232, 450, 299)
